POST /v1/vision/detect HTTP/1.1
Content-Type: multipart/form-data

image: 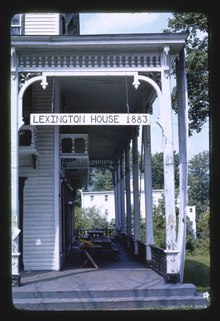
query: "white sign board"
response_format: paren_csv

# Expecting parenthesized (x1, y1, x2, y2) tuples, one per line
(30, 113, 150, 126)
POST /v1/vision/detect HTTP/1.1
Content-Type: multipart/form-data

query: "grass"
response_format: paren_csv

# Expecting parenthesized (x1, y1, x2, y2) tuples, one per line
(184, 254, 210, 293)
(139, 254, 211, 311)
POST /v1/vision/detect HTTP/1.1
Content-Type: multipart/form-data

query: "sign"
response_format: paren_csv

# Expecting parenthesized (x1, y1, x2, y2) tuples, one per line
(30, 113, 150, 126)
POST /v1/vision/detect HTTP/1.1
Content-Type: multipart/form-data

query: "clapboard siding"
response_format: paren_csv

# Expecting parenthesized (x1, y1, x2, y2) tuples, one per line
(24, 13, 60, 35)
(22, 79, 57, 270)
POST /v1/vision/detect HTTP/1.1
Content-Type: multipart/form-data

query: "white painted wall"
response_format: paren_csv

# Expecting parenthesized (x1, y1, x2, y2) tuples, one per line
(82, 191, 116, 222)
(20, 80, 57, 270)
(24, 13, 60, 35)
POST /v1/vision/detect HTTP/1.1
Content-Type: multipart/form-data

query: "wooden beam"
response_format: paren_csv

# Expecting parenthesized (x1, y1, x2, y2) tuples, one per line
(82, 249, 99, 269)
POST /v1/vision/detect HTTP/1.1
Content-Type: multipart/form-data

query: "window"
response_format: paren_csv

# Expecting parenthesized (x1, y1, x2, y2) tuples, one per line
(19, 129, 32, 146)
(105, 195, 108, 201)
(74, 138, 86, 153)
(11, 14, 22, 35)
(61, 138, 72, 153)
(90, 195, 94, 201)
(105, 209, 109, 216)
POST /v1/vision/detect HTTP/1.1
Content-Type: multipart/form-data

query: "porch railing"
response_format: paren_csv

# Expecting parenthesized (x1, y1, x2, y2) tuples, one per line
(150, 245, 167, 275)
(73, 229, 180, 283)
(74, 228, 117, 240)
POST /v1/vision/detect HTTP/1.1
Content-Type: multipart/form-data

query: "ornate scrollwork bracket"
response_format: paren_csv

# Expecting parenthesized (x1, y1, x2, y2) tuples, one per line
(40, 73, 48, 89)
(163, 46, 170, 78)
(19, 72, 42, 89)
(132, 73, 140, 90)
(19, 72, 48, 90)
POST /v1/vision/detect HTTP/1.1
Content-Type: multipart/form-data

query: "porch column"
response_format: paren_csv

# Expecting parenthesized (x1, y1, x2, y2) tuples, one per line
(11, 48, 21, 286)
(54, 78, 61, 270)
(160, 46, 179, 278)
(113, 166, 119, 230)
(125, 143, 132, 248)
(176, 48, 189, 283)
(120, 153, 126, 233)
(116, 160, 121, 231)
(132, 127, 140, 255)
(143, 125, 154, 263)
(114, 164, 118, 230)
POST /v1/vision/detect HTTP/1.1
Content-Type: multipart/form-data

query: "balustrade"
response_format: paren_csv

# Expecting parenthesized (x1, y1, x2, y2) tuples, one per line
(18, 53, 161, 71)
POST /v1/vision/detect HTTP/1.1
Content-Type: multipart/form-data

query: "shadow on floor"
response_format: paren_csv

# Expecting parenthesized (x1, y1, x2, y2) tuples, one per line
(62, 240, 146, 270)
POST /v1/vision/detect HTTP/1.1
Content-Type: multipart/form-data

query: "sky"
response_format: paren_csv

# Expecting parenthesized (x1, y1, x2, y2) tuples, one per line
(79, 12, 209, 160)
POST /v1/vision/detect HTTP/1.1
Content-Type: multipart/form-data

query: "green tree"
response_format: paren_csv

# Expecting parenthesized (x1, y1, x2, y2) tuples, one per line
(196, 210, 210, 240)
(81, 206, 109, 230)
(188, 150, 210, 218)
(194, 210, 210, 255)
(153, 196, 166, 248)
(151, 152, 164, 189)
(185, 216, 196, 253)
(164, 12, 209, 135)
(151, 151, 179, 189)
(88, 167, 114, 191)
(74, 206, 85, 230)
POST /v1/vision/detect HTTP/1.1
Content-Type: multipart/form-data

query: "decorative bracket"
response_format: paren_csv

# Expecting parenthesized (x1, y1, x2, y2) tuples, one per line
(163, 46, 170, 66)
(41, 74, 48, 89)
(163, 46, 170, 78)
(132, 73, 140, 89)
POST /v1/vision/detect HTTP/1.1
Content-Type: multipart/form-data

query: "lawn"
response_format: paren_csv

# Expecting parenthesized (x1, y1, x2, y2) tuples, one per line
(184, 255, 210, 293)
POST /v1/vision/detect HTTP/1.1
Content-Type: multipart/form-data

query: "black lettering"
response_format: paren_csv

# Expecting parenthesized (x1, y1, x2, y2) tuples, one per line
(91, 115, 96, 123)
(39, 115, 44, 123)
(50, 115, 56, 123)
(114, 115, 119, 123)
(32, 115, 38, 124)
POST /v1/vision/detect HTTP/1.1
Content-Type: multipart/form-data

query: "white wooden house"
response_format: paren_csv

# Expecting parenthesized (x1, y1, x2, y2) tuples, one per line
(11, 12, 189, 286)
(82, 184, 165, 223)
(82, 186, 196, 236)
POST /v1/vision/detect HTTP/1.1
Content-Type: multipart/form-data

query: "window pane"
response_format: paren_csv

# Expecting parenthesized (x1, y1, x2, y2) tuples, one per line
(11, 14, 21, 26)
(61, 138, 72, 153)
(11, 27, 21, 35)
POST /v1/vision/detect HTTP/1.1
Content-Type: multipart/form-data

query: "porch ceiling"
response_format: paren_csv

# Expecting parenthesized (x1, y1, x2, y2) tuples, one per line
(58, 75, 155, 161)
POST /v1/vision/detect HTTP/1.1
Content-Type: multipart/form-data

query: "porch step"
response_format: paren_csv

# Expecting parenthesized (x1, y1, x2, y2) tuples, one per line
(13, 284, 208, 310)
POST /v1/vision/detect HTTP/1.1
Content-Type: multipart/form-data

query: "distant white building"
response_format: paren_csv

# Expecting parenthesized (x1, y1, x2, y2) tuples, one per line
(187, 206, 197, 237)
(81, 185, 165, 222)
(82, 190, 116, 222)
(82, 182, 196, 237)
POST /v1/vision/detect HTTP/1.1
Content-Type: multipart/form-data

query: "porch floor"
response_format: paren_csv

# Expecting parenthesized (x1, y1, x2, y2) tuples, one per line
(13, 241, 164, 292)
(12, 242, 208, 310)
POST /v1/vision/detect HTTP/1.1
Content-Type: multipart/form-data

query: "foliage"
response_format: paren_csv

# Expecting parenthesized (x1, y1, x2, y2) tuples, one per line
(164, 12, 209, 135)
(88, 167, 114, 191)
(188, 151, 210, 218)
(185, 216, 197, 253)
(74, 206, 85, 230)
(151, 151, 179, 189)
(151, 152, 164, 189)
(193, 210, 210, 255)
(74, 205, 109, 230)
(152, 197, 166, 247)
(196, 209, 210, 239)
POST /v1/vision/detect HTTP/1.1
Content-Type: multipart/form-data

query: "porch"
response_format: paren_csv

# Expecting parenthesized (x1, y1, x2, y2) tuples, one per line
(12, 33, 189, 288)
(12, 235, 208, 310)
